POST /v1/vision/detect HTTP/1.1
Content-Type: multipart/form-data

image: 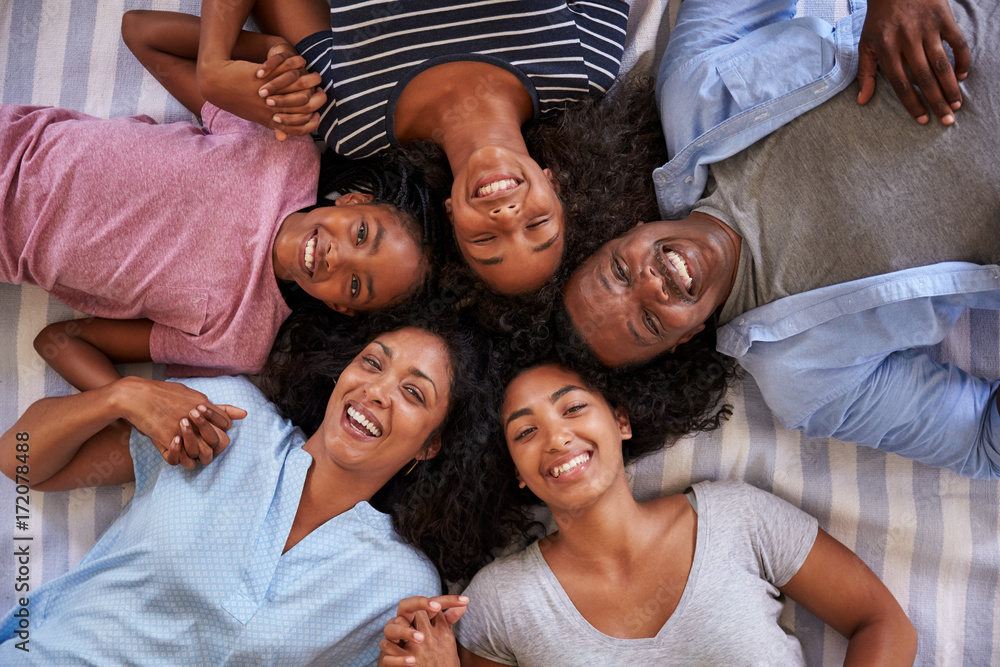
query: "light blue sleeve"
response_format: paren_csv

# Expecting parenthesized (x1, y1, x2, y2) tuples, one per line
(790, 349, 1000, 479)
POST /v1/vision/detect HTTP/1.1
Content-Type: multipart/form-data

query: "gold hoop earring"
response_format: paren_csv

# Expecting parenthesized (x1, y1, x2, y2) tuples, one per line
(404, 459, 419, 476)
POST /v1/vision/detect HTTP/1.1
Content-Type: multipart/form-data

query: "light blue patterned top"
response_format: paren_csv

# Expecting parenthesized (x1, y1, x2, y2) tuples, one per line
(653, 0, 866, 218)
(717, 263, 1000, 479)
(0, 376, 441, 665)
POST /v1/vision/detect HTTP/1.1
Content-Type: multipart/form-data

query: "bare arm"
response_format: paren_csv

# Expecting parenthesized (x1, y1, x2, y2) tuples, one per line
(121, 7, 324, 136)
(1, 377, 246, 491)
(34, 317, 153, 392)
(780, 529, 917, 666)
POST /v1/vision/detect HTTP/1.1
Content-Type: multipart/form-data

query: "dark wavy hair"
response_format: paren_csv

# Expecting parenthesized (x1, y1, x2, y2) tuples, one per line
(258, 304, 536, 582)
(482, 315, 737, 513)
(277, 149, 446, 314)
(393, 74, 668, 333)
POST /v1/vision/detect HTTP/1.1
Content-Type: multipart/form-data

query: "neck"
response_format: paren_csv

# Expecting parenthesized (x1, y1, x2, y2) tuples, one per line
(393, 61, 534, 171)
(546, 474, 650, 562)
(294, 435, 391, 532)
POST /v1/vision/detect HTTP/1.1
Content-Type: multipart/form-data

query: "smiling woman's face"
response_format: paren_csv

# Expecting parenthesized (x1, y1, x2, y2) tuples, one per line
(312, 328, 453, 479)
(502, 364, 631, 510)
(447, 147, 565, 294)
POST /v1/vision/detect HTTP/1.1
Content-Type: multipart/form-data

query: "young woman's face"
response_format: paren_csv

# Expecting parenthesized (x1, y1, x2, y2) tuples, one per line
(314, 328, 453, 478)
(447, 148, 565, 295)
(502, 364, 631, 510)
(272, 193, 428, 315)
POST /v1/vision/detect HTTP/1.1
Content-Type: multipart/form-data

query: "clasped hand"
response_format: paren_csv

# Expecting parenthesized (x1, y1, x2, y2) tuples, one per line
(199, 42, 326, 141)
(378, 596, 469, 667)
(857, 0, 970, 125)
(116, 377, 247, 470)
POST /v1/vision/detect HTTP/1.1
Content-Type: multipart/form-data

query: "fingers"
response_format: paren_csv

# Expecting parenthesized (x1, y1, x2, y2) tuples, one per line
(395, 595, 468, 623)
(945, 21, 970, 81)
(188, 407, 220, 448)
(259, 69, 321, 99)
(441, 603, 468, 626)
(221, 404, 248, 421)
(384, 617, 424, 646)
(856, 47, 878, 106)
(901, 40, 954, 125)
(179, 417, 212, 467)
(378, 640, 416, 667)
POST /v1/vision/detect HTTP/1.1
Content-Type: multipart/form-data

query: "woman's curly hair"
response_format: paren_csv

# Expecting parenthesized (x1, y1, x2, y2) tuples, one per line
(392, 74, 668, 334)
(258, 304, 538, 583)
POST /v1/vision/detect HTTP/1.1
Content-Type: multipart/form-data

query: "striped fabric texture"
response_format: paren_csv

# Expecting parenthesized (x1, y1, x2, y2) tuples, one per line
(0, 1, 998, 665)
(297, 0, 628, 157)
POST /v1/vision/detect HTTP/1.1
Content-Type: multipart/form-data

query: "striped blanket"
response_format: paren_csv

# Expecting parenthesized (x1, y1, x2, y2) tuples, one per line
(1, 1, 997, 665)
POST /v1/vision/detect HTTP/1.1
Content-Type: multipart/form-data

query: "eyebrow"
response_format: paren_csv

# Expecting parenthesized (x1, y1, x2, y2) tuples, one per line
(533, 233, 560, 253)
(626, 321, 651, 346)
(374, 340, 393, 358)
(370, 221, 385, 256)
(410, 367, 438, 401)
(504, 384, 587, 428)
(471, 255, 504, 266)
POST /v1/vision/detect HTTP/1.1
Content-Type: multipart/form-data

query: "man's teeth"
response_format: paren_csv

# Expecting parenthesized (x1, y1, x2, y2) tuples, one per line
(347, 406, 381, 437)
(666, 250, 692, 290)
(304, 235, 316, 272)
(550, 453, 589, 478)
(476, 178, 518, 197)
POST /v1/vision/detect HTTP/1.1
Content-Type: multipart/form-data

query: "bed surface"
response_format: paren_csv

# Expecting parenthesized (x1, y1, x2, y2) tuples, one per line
(1, 1, 998, 665)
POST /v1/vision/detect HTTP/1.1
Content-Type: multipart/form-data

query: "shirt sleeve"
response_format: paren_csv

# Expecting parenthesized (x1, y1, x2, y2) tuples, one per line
(456, 567, 519, 666)
(566, 0, 628, 93)
(738, 483, 819, 587)
(148, 318, 276, 376)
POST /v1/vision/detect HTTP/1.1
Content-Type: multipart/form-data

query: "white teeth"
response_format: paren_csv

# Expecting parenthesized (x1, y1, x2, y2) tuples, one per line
(347, 406, 381, 437)
(475, 178, 518, 197)
(550, 453, 590, 478)
(666, 250, 692, 290)
(304, 235, 316, 272)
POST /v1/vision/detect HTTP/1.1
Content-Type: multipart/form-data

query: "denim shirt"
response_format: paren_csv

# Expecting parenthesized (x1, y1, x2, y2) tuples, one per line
(717, 263, 1000, 479)
(653, 0, 866, 218)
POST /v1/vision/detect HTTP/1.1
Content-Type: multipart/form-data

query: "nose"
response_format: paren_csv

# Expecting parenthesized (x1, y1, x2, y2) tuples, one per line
(364, 376, 390, 406)
(637, 265, 668, 303)
(324, 238, 341, 273)
(488, 202, 520, 229)
(546, 426, 572, 452)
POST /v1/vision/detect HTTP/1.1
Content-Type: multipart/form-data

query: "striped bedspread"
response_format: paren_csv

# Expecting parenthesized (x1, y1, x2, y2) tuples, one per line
(1, 1, 997, 665)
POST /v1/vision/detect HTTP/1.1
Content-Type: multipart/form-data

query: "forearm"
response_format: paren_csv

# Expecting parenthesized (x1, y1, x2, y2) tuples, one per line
(843, 616, 918, 667)
(34, 319, 153, 393)
(199, 0, 276, 64)
(0, 382, 129, 487)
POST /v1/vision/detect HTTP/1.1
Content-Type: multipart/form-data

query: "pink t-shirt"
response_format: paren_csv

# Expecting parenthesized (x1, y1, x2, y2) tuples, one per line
(0, 103, 319, 374)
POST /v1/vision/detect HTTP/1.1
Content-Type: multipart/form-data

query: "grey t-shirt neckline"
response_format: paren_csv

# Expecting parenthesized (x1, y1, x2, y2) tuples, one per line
(525, 492, 706, 645)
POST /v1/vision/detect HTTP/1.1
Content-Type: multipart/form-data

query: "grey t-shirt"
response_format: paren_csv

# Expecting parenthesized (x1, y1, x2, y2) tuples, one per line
(702, 0, 1000, 324)
(456, 481, 818, 666)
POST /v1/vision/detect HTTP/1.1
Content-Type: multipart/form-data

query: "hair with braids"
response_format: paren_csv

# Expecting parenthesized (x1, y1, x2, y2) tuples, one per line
(258, 304, 538, 583)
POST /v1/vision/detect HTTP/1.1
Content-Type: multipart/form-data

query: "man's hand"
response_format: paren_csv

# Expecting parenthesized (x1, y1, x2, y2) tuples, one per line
(857, 0, 970, 125)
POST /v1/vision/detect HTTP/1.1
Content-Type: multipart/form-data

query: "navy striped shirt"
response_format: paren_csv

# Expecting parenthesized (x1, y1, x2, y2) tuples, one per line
(296, 0, 629, 158)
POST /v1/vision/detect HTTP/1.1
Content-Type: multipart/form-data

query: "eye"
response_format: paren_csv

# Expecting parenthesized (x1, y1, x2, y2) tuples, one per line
(363, 355, 381, 371)
(350, 275, 360, 298)
(526, 219, 547, 230)
(471, 235, 497, 246)
(564, 402, 587, 415)
(613, 257, 629, 283)
(513, 425, 537, 441)
(643, 311, 659, 336)
(404, 385, 426, 405)
(356, 220, 368, 246)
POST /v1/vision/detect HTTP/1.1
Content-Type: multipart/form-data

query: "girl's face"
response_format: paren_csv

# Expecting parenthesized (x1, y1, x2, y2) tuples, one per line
(312, 328, 453, 478)
(272, 193, 428, 315)
(446, 148, 565, 295)
(502, 364, 631, 510)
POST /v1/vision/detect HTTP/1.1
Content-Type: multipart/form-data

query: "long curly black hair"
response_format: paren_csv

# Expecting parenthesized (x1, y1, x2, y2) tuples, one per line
(393, 74, 668, 334)
(258, 303, 537, 583)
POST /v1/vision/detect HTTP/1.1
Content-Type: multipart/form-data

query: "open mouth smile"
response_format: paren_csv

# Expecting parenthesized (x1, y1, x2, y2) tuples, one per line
(303, 230, 318, 277)
(547, 451, 592, 480)
(343, 403, 383, 438)
(472, 175, 522, 200)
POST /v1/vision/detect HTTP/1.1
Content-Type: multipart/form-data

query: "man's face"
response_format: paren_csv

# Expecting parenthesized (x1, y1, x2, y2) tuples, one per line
(562, 214, 740, 367)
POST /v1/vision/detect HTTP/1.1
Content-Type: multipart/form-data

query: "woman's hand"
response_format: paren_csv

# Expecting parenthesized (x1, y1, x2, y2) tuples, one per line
(378, 596, 468, 667)
(857, 0, 970, 125)
(113, 377, 246, 470)
(198, 42, 325, 141)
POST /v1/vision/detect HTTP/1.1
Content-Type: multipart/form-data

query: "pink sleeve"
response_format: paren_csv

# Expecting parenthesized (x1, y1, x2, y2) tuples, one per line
(199, 102, 316, 148)
(148, 322, 269, 377)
